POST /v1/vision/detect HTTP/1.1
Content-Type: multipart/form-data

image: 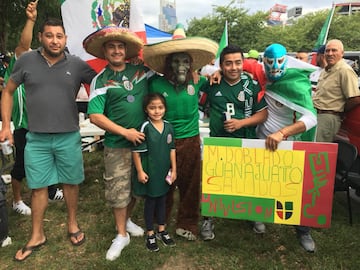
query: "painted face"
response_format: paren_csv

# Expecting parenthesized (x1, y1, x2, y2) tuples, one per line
(170, 52, 191, 84)
(263, 43, 287, 81)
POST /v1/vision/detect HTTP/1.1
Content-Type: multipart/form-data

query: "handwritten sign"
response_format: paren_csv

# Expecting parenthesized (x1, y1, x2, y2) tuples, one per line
(201, 137, 338, 228)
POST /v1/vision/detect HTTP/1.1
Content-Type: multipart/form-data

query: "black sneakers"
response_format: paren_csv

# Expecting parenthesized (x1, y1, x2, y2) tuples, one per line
(146, 234, 159, 252)
(156, 230, 176, 247)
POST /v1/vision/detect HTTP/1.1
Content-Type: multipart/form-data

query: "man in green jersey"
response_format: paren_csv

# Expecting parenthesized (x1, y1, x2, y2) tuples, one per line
(84, 26, 148, 261)
(199, 45, 268, 240)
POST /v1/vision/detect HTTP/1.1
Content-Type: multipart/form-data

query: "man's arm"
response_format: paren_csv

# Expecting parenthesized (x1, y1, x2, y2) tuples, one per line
(15, 0, 38, 58)
(89, 113, 145, 145)
(0, 79, 18, 143)
(345, 96, 360, 112)
(224, 108, 268, 133)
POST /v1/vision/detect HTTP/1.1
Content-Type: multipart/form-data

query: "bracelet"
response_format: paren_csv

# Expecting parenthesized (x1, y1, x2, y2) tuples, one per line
(278, 130, 288, 140)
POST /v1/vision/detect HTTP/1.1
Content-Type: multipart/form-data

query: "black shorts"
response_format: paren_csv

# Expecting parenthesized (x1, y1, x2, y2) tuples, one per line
(10, 128, 28, 181)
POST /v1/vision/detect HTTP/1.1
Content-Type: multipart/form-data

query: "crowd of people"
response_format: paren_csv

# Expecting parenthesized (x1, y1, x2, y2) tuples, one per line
(1, 0, 360, 264)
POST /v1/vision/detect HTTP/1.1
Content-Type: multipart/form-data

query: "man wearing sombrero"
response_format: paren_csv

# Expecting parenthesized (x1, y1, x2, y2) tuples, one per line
(83, 26, 149, 261)
(143, 24, 218, 241)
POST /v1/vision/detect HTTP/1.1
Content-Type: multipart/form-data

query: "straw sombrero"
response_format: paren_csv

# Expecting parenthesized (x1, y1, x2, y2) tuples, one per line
(143, 24, 218, 74)
(83, 26, 143, 59)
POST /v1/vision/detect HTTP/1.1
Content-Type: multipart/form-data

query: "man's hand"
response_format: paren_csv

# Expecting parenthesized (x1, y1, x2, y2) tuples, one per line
(224, 119, 242, 133)
(123, 128, 145, 145)
(0, 128, 14, 145)
(26, 0, 38, 22)
(209, 70, 222, 85)
(265, 131, 284, 151)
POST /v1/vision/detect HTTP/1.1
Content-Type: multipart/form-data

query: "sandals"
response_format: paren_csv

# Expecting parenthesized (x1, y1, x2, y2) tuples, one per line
(14, 238, 47, 262)
(68, 230, 86, 246)
(175, 228, 197, 241)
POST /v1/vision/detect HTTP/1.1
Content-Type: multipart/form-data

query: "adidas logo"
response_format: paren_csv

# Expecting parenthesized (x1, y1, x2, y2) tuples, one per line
(215, 91, 222, 96)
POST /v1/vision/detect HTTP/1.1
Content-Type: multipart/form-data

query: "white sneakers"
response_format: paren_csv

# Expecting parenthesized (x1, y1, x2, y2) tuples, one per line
(12, 200, 31, 216)
(105, 219, 143, 261)
(126, 218, 144, 237)
(49, 188, 64, 201)
(106, 233, 130, 261)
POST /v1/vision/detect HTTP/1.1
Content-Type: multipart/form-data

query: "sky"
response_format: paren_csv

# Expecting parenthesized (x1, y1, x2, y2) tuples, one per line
(141, 0, 337, 28)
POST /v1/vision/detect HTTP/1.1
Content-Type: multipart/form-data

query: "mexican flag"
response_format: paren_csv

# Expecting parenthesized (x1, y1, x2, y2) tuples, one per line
(314, 5, 336, 49)
(60, 0, 146, 72)
(266, 68, 317, 142)
(214, 21, 228, 68)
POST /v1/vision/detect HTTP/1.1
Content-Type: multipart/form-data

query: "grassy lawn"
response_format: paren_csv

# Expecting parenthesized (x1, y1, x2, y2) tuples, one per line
(1, 148, 360, 270)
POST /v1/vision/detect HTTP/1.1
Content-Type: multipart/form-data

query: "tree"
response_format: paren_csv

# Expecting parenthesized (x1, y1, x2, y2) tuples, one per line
(0, 0, 60, 53)
(186, 2, 360, 53)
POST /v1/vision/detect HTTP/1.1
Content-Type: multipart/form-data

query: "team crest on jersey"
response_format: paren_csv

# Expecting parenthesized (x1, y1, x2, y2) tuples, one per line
(187, 85, 195, 95)
(238, 91, 245, 102)
(123, 80, 133, 91)
(91, 0, 130, 29)
(167, 133, 173, 144)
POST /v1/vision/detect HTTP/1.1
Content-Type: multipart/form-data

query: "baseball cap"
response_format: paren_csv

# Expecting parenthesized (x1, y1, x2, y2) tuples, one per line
(247, 49, 259, 59)
(317, 45, 326, 54)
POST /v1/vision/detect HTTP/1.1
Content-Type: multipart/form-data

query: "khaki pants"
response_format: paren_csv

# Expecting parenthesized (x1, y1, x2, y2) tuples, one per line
(316, 113, 342, 142)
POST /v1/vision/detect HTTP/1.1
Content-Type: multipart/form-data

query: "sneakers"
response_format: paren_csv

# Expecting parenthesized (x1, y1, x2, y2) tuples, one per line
(298, 232, 315, 252)
(200, 218, 215, 241)
(126, 218, 144, 237)
(106, 233, 130, 261)
(13, 200, 31, 216)
(175, 228, 196, 241)
(1, 236, 12, 247)
(146, 234, 159, 252)
(253, 222, 266, 234)
(49, 188, 64, 201)
(1, 174, 11, 184)
(156, 231, 176, 247)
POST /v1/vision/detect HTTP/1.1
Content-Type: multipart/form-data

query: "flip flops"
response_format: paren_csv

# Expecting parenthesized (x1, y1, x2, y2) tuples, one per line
(14, 238, 47, 262)
(68, 230, 86, 246)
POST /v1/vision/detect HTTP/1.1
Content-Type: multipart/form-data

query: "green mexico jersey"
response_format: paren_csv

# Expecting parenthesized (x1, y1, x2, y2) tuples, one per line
(132, 120, 175, 197)
(149, 75, 207, 139)
(87, 64, 149, 148)
(201, 72, 267, 139)
(5, 56, 28, 130)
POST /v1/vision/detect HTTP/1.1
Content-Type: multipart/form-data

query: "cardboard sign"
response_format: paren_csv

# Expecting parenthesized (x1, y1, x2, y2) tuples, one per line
(201, 137, 338, 228)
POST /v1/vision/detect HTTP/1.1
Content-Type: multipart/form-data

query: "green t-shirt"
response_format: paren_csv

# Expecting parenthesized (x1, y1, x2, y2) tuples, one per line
(87, 64, 149, 148)
(132, 120, 175, 197)
(149, 75, 207, 139)
(4, 56, 28, 130)
(201, 72, 267, 139)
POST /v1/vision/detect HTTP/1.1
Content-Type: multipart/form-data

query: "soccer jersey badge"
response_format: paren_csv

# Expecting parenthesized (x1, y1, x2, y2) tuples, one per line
(187, 85, 195, 95)
(238, 91, 245, 102)
(123, 80, 133, 91)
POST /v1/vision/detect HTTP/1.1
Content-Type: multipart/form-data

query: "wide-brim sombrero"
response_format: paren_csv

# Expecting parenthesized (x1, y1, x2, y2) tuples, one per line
(83, 26, 143, 59)
(143, 37, 219, 74)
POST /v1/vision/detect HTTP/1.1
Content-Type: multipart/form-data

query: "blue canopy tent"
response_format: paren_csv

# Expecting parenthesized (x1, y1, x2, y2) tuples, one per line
(145, 24, 172, 44)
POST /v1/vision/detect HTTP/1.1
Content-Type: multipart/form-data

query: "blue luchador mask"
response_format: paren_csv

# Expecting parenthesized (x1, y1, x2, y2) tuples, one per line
(263, 43, 287, 81)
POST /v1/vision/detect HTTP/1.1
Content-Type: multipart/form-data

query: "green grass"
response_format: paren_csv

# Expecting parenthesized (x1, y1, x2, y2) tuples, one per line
(1, 148, 360, 270)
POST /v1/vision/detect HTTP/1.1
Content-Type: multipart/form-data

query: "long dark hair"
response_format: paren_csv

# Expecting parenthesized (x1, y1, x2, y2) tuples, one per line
(143, 93, 167, 112)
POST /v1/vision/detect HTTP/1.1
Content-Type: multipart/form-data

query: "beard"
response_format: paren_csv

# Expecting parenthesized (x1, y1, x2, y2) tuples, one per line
(42, 46, 64, 58)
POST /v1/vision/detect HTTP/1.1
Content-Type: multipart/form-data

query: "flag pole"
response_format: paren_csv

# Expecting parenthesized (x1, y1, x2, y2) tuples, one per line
(323, 3, 335, 45)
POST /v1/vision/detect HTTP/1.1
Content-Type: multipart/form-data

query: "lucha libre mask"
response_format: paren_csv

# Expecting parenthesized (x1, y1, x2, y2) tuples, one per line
(263, 43, 287, 81)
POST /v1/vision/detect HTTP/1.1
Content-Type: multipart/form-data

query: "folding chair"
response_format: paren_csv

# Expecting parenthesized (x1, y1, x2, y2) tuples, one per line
(334, 139, 358, 225)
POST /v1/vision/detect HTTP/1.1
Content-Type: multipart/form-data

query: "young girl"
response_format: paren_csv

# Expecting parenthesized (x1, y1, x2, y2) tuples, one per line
(132, 93, 177, 252)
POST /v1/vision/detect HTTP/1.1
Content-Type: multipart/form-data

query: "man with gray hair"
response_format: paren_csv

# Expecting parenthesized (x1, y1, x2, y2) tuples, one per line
(313, 39, 360, 142)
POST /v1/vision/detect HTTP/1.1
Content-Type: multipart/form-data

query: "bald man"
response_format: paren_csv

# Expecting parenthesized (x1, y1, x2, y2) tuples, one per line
(313, 39, 360, 142)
